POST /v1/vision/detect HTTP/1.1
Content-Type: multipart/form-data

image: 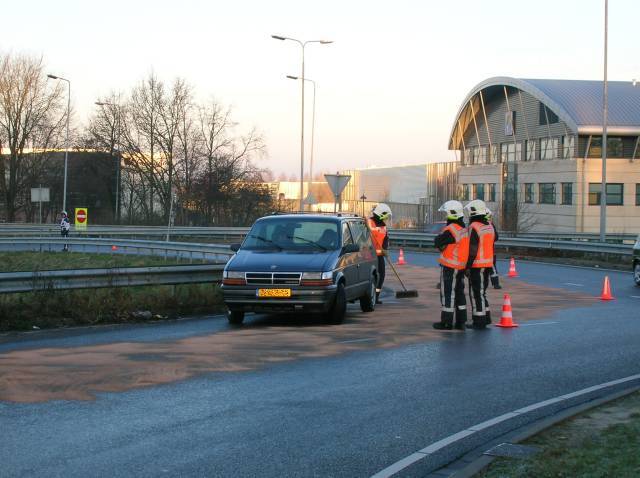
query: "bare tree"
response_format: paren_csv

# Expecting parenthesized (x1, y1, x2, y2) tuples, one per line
(0, 53, 66, 221)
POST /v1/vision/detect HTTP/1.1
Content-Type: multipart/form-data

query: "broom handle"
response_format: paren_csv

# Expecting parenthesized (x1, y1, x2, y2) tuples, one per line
(385, 254, 409, 292)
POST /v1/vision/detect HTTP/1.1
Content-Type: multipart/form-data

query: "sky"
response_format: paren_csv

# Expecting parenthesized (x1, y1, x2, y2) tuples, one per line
(2, 0, 638, 176)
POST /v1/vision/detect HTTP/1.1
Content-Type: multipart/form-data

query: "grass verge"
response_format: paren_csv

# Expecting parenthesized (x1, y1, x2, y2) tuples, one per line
(479, 391, 640, 477)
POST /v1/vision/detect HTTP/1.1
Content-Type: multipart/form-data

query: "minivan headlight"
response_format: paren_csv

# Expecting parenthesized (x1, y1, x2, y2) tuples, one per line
(223, 270, 244, 279)
(302, 271, 333, 280)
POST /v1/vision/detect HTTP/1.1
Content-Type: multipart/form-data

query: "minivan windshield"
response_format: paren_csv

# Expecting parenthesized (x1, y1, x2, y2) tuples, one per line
(242, 218, 340, 252)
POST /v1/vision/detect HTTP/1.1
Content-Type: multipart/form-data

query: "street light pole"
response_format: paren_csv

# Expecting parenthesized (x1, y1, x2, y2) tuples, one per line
(47, 74, 70, 213)
(287, 75, 316, 208)
(95, 101, 122, 223)
(272, 35, 332, 210)
(599, 0, 609, 242)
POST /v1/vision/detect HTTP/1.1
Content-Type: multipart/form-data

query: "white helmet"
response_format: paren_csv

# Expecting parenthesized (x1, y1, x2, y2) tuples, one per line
(438, 200, 464, 220)
(61, 210, 68, 216)
(464, 199, 488, 217)
(372, 203, 392, 221)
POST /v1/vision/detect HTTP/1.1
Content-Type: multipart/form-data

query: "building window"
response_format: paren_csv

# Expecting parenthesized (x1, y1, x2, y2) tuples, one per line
(561, 182, 573, 205)
(490, 145, 499, 164)
(539, 103, 559, 125)
(540, 137, 559, 160)
(476, 146, 487, 164)
(588, 137, 624, 158)
(487, 183, 496, 202)
(464, 148, 473, 165)
(526, 140, 536, 161)
(524, 183, 534, 203)
(500, 142, 522, 162)
(539, 183, 556, 204)
(589, 183, 624, 206)
(473, 183, 485, 201)
(637, 184, 640, 206)
(562, 136, 575, 159)
(505, 111, 516, 136)
(461, 184, 469, 201)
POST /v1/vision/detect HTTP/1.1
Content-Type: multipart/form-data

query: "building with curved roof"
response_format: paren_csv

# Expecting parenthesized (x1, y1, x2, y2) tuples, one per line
(449, 77, 640, 233)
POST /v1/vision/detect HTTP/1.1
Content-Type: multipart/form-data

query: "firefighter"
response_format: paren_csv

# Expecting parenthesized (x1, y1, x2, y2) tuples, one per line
(464, 199, 496, 329)
(60, 211, 71, 251)
(486, 208, 501, 289)
(433, 200, 469, 330)
(367, 203, 391, 304)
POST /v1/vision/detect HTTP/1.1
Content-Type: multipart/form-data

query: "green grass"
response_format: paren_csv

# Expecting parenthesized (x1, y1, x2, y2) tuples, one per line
(480, 392, 640, 478)
(0, 251, 190, 272)
(0, 252, 223, 331)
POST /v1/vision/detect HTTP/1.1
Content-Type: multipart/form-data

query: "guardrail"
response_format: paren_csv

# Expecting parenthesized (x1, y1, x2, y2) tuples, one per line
(0, 237, 234, 262)
(0, 264, 225, 294)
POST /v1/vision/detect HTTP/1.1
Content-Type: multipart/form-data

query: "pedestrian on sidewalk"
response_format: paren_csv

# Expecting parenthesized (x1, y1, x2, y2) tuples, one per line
(60, 211, 70, 251)
(433, 200, 469, 330)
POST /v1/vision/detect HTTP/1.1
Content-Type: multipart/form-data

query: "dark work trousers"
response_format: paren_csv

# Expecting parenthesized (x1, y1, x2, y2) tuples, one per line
(376, 255, 386, 293)
(439, 265, 466, 319)
(468, 267, 491, 324)
(61, 229, 69, 251)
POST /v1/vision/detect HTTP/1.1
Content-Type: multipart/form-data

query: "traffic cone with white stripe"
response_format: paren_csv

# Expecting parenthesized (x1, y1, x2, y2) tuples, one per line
(600, 276, 614, 301)
(397, 248, 407, 265)
(507, 257, 518, 277)
(496, 294, 518, 328)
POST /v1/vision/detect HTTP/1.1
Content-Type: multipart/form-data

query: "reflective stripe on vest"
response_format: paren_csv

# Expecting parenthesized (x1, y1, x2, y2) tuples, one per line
(438, 223, 469, 270)
(470, 222, 495, 268)
(367, 217, 387, 256)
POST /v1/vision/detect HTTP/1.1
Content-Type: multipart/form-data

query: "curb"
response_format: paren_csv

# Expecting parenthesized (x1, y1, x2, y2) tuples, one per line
(433, 384, 640, 478)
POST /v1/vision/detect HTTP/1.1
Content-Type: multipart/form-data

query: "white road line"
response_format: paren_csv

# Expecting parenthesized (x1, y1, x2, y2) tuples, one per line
(630, 296, 640, 299)
(338, 338, 376, 344)
(519, 321, 559, 327)
(564, 283, 584, 287)
(370, 373, 640, 478)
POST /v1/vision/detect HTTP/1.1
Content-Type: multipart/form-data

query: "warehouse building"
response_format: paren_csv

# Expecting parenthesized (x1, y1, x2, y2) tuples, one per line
(449, 77, 640, 233)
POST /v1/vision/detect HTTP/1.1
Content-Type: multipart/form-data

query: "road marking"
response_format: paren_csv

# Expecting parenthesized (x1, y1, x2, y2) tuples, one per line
(519, 321, 559, 327)
(370, 372, 640, 478)
(630, 296, 640, 299)
(338, 338, 376, 344)
(564, 283, 584, 287)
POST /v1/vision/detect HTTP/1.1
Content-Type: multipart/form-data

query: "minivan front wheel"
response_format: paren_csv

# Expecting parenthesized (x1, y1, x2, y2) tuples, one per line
(327, 282, 347, 324)
(227, 310, 245, 325)
(360, 275, 376, 312)
(634, 262, 640, 286)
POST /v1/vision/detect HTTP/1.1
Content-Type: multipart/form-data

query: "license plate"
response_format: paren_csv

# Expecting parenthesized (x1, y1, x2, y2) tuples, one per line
(257, 288, 291, 298)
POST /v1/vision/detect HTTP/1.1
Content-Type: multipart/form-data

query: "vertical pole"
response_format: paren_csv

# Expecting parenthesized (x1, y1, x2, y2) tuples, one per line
(307, 80, 316, 208)
(600, 0, 609, 242)
(39, 185, 42, 224)
(299, 44, 306, 211)
(63, 80, 70, 213)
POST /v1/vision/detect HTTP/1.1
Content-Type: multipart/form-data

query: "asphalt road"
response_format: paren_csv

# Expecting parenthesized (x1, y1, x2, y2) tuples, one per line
(1, 253, 639, 477)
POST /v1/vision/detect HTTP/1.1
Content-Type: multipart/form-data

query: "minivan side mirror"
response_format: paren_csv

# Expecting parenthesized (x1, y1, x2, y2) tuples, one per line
(230, 243, 241, 252)
(342, 243, 360, 254)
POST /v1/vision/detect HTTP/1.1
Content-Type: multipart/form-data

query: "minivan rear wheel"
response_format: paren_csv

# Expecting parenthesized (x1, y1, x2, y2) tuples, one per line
(360, 275, 376, 312)
(634, 262, 640, 286)
(227, 310, 245, 325)
(327, 282, 347, 324)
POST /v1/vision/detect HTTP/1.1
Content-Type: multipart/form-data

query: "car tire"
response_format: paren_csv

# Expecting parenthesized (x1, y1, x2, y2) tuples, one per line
(327, 282, 347, 324)
(634, 262, 640, 286)
(360, 275, 376, 312)
(227, 310, 245, 325)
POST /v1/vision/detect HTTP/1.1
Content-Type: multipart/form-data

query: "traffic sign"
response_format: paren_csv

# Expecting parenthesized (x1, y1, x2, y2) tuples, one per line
(75, 208, 88, 231)
(324, 174, 351, 213)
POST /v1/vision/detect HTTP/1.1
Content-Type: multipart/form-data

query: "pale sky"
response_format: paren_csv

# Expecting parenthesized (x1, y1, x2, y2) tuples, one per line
(2, 0, 638, 175)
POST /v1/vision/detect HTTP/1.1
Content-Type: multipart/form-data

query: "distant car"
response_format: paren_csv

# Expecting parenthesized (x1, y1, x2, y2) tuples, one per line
(633, 234, 640, 286)
(221, 213, 379, 325)
(423, 221, 446, 234)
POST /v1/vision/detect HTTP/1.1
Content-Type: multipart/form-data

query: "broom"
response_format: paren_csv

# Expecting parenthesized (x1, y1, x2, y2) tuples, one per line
(385, 254, 419, 298)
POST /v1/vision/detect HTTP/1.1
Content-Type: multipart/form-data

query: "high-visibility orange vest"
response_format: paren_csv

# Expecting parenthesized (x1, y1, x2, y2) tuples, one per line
(438, 223, 469, 270)
(367, 217, 387, 256)
(469, 222, 495, 268)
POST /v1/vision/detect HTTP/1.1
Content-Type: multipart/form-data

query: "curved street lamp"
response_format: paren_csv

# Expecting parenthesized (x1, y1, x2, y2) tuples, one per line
(47, 74, 71, 213)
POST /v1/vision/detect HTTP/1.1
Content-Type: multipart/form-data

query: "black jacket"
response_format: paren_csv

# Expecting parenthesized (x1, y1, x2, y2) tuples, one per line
(434, 218, 466, 251)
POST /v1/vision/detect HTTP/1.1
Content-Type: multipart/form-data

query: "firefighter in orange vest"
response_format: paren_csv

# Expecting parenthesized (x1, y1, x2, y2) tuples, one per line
(433, 200, 469, 330)
(368, 203, 391, 304)
(464, 199, 496, 329)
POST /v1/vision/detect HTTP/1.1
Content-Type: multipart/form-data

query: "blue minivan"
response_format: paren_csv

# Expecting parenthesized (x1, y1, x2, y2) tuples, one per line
(222, 213, 379, 325)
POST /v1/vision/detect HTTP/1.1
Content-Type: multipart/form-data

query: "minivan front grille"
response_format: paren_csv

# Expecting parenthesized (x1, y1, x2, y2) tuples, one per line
(245, 272, 302, 286)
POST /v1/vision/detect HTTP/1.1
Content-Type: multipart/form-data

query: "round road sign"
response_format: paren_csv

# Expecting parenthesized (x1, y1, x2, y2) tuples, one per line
(76, 209, 87, 223)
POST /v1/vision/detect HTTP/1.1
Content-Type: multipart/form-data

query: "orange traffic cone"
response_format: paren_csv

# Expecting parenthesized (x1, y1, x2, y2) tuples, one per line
(600, 276, 614, 301)
(397, 248, 407, 265)
(496, 294, 519, 328)
(111, 245, 118, 251)
(507, 257, 518, 277)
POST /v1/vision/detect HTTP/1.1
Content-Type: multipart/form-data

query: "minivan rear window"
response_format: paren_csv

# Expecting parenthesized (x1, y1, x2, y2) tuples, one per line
(243, 218, 340, 251)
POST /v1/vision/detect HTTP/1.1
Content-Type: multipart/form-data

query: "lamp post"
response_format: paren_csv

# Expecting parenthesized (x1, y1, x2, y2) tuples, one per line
(95, 101, 121, 223)
(599, 0, 609, 242)
(360, 194, 367, 217)
(272, 34, 332, 210)
(287, 75, 316, 208)
(47, 74, 70, 213)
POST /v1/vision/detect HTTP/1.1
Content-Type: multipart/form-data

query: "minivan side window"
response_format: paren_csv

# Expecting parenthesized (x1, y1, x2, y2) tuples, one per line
(342, 222, 354, 246)
(349, 221, 372, 250)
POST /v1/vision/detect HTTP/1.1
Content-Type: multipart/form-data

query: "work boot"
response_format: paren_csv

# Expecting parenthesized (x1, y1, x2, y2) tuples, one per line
(433, 311, 453, 330)
(375, 291, 383, 305)
(491, 275, 502, 289)
(454, 308, 467, 330)
(485, 310, 492, 325)
(470, 315, 487, 329)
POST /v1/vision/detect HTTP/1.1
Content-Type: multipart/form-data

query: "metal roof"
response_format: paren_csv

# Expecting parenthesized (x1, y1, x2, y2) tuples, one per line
(449, 76, 640, 149)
